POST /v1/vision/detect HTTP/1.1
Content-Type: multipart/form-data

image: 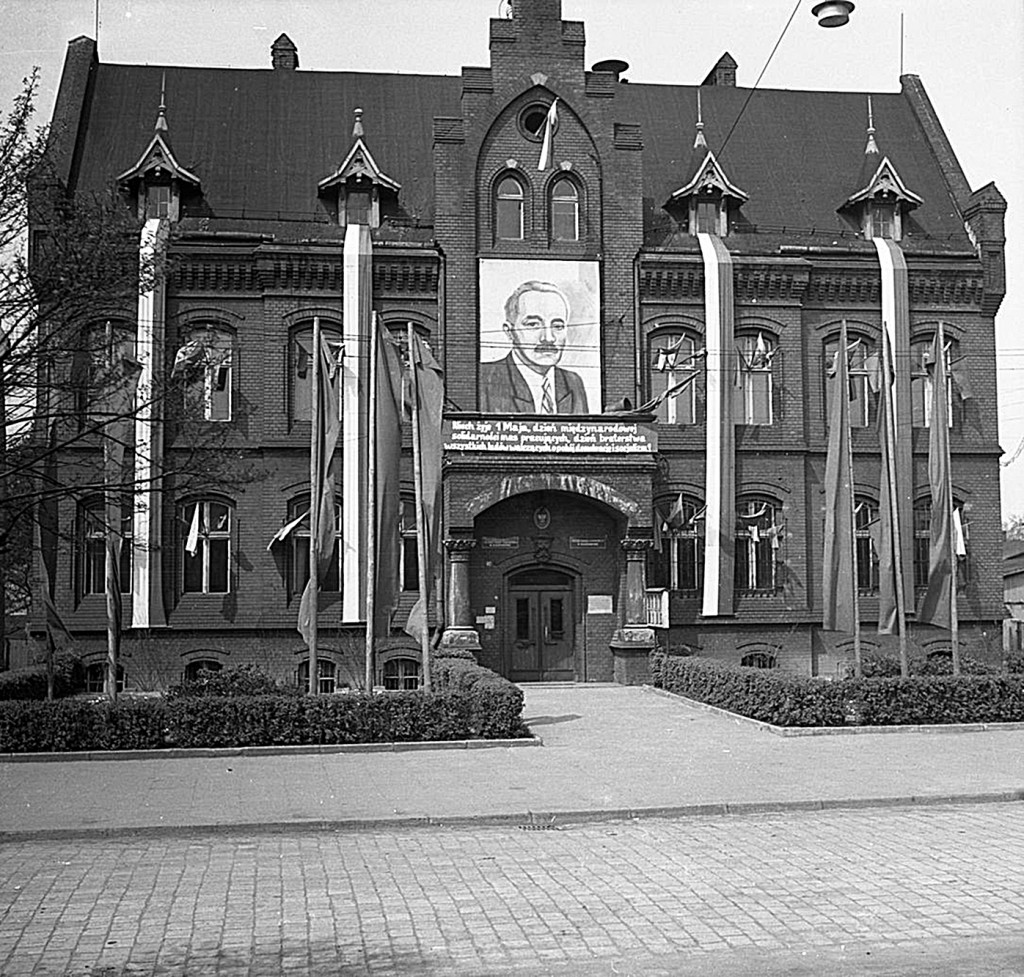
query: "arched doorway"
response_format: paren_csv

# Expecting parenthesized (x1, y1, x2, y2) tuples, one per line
(507, 567, 576, 682)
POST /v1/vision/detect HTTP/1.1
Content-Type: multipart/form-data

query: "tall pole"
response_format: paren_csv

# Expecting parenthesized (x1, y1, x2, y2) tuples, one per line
(940, 321, 961, 675)
(0, 334, 7, 669)
(103, 320, 119, 702)
(409, 323, 432, 692)
(844, 324, 863, 677)
(308, 316, 321, 695)
(881, 328, 909, 676)
(364, 314, 379, 692)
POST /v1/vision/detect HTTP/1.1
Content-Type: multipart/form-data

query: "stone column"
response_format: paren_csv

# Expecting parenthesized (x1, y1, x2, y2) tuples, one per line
(610, 538, 656, 685)
(438, 538, 481, 655)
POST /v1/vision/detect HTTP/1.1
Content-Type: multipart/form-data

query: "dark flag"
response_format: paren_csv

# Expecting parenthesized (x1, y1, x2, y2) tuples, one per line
(822, 322, 856, 632)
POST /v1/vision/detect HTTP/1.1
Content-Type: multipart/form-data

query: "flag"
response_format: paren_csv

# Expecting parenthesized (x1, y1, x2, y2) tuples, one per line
(185, 502, 201, 557)
(266, 508, 309, 551)
(38, 552, 73, 644)
(875, 331, 899, 634)
(374, 320, 405, 636)
(171, 338, 207, 378)
(537, 98, 558, 171)
(297, 328, 344, 649)
(953, 507, 967, 558)
(918, 325, 953, 628)
(404, 332, 445, 643)
(822, 321, 856, 632)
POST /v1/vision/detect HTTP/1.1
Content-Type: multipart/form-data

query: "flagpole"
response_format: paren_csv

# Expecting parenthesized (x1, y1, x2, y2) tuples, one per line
(103, 319, 119, 702)
(308, 315, 321, 695)
(409, 323, 432, 692)
(364, 314, 379, 692)
(881, 327, 909, 677)
(940, 321, 961, 675)
(843, 323, 863, 677)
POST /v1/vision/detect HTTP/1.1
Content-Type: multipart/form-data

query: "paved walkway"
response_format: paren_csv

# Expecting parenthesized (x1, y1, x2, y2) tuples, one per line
(3, 685, 1024, 836)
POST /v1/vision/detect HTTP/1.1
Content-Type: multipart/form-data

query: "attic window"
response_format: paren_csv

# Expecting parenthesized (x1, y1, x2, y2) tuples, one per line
(867, 199, 897, 240)
(693, 194, 722, 235)
(146, 184, 172, 220)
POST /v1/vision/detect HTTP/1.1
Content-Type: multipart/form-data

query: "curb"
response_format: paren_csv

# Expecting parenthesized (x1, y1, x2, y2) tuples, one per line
(0, 735, 542, 764)
(644, 685, 1024, 736)
(3, 790, 1023, 842)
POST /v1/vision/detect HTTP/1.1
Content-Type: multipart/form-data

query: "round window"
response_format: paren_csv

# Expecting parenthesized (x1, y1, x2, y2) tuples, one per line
(519, 103, 555, 142)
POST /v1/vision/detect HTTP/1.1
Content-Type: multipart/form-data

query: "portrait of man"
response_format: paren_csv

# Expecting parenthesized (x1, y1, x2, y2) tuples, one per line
(479, 259, 600, 415)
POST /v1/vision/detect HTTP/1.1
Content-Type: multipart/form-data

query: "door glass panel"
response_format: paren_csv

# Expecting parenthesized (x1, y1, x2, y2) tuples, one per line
(515, 598, 531, 641)
(549, 598, 564, 639)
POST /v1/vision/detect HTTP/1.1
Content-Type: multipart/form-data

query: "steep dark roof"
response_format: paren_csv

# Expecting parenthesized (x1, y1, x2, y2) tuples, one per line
(69, 60, 971, 251)
(75, 64, 460, 227)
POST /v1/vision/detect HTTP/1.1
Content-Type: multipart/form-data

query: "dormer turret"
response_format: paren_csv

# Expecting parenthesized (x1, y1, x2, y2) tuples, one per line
(317, 108, 400, 228)
(839, 96, 922, 241)
(665, 90, 747, 236)
(116, 73, 200, 222)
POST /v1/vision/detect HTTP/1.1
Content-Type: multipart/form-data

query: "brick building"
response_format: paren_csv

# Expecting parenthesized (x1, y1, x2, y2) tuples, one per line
(27, 0, 1006, 690)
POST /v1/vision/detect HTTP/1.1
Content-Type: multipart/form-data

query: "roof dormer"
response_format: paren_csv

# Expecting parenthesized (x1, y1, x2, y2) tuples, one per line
(839, 96, 922, 241)
(318, 108, 400, 228)
(666, 91, 747, 236)
(116, 73, 200, 222)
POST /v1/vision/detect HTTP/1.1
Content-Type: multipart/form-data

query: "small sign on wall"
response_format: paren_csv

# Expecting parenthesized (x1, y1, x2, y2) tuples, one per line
(587, 595, 614, 614)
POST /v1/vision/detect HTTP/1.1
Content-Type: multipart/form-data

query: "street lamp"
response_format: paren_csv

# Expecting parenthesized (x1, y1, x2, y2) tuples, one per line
(811, 1, 854, 27)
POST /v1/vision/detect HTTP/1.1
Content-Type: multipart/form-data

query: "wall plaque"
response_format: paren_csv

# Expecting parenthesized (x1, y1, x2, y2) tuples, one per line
(444, 418, 656, 454)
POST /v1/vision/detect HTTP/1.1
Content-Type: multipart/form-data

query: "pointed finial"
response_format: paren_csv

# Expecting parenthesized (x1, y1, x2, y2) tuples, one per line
(693, 89, 707, 150)
(352, 107, 364, 139)
(864, 95, 878, 155)
(155, 71, 168, 132)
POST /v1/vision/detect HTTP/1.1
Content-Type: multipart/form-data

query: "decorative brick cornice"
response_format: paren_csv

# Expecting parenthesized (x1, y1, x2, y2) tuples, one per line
(639, 261, 810, 303)
(805, 267, 985, 307)
(374, 256, 439, 296)
(173, 257, 260, 292)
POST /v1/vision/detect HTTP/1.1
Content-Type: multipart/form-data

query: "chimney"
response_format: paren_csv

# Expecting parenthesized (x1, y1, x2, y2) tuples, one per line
(271, 33, 298, 71)
(701, 52, 737, 87)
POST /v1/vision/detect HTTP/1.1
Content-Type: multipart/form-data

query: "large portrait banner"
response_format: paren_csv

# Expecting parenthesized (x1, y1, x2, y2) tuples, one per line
(479, 258, 601, 415)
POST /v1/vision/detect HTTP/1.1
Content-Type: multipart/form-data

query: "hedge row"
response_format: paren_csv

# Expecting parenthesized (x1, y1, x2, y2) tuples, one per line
(0, 673, 527, 754)
(0, 655, 83, 702)
(650, 652, 1024, 727)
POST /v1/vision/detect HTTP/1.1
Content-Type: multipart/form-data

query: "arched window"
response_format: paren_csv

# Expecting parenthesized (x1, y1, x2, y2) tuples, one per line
(824, 334, 876, 428)
(735, 497, 781, 594)
(184, 659, 223, 682)
(911, 336, 957, 429)
(649, 331, 699, 426)
(649, 494, 703, 594)
(736, 333, 775, 425)
(495, 176, 525, 241)
(297, 658, 337, 694)
(181, 325, 233, 422)
(383, 657, 421, 690)
(286, 496, 342, 595)
(182, 499, 233, 594)
(290, 320, 343, 422)
(854, 496, 880, 595)
(913, 500, 931, 590)
(740, 651, 777, 669)
(85, 662, 125, 694)
(77, 497, 132, 597)
(75, 319, 136, 427)
(550, 178, 579, 242)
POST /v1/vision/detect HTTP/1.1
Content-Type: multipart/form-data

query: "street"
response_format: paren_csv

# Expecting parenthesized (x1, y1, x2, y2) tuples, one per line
(2, 803, 1023, 976)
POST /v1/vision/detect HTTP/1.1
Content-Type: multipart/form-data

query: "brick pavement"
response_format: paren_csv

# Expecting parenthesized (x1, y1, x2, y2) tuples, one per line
(2, 804, 1023, 976)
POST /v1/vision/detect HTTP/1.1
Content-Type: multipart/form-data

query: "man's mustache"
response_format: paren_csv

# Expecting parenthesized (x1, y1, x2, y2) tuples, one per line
(533, 341, 559, 352)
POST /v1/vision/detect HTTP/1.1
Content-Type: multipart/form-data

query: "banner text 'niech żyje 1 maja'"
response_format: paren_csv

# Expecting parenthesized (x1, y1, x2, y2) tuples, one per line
(443, 418, 656, 454)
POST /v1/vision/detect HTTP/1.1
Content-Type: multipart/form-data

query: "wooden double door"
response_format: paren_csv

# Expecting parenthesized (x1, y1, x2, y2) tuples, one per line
(507, 568, 575, 682)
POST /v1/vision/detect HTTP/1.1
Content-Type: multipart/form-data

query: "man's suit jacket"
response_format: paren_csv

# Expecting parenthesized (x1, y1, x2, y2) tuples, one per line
(479, 354, 589, 414)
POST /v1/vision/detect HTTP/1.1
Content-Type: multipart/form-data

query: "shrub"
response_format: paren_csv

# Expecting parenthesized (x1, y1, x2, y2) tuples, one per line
(852, 650, 996, 679)
(166, 663, 296, 700)
(1004, 651, 1024, 675)
(0, 653, 83, 701)
(652, 651, 1024, 727)
(0, 697, 166, 753)
(651, 652, 847, 726)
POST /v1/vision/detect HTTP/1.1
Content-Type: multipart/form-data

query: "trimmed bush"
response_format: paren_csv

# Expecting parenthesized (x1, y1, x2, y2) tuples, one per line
(0, 653, 83, 701)
(432, 656, 528, 738)
(651, 652, 847, 726)
(651, 651, 1024, 727)
(166, 663, 296, 699)
(0, 697, 166, 753)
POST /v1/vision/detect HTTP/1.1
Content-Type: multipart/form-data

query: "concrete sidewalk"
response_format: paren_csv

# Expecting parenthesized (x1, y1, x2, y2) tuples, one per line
(3, 684, 1024, 837)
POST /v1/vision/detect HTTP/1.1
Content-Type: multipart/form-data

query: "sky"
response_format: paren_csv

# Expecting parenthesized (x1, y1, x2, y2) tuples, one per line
(2, 0, 1022, 514)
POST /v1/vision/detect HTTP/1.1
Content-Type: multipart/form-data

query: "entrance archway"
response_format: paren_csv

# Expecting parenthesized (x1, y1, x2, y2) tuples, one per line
(507, 566, 576, 682)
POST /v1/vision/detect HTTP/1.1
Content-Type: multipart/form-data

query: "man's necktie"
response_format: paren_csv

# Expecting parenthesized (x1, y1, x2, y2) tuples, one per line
(541, 375, 555, 414)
